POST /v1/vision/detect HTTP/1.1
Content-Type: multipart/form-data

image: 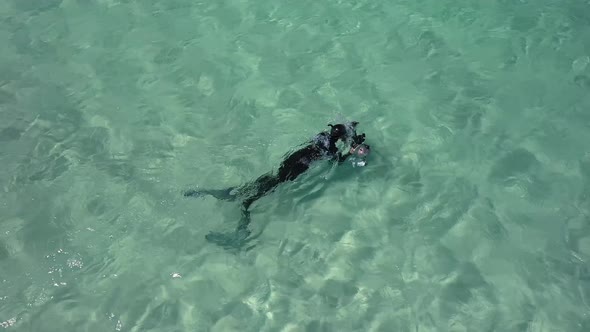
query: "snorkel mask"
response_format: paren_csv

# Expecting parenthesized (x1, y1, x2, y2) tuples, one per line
(349, 133, 371, 167)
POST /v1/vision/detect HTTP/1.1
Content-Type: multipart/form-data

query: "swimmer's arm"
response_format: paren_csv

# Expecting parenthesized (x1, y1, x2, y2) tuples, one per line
(336, 151, 352, 164)
(335, 143, 361, 164)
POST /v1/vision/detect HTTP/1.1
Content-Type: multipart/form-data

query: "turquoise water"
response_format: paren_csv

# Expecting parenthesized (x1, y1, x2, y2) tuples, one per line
(2, 0, 590, 330)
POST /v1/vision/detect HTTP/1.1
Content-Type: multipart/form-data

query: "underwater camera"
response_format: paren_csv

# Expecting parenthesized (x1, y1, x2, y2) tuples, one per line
(349, 133, 370, 167)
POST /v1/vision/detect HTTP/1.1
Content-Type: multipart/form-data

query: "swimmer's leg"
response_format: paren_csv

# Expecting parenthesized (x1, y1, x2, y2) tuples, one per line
(205, 174, 281, 250)
(182, 187, 237, 201)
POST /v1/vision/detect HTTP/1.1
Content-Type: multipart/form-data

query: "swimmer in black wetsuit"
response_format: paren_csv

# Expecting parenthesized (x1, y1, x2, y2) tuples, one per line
(183, 121, 370, 249)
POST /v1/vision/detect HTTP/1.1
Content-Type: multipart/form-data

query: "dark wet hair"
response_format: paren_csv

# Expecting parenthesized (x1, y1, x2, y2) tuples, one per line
(328, 124, 347, 139)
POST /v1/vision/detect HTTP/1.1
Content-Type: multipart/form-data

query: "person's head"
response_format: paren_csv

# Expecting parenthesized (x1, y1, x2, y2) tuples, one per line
(328, 124, 347, 140)
(328, 121, 358, 141)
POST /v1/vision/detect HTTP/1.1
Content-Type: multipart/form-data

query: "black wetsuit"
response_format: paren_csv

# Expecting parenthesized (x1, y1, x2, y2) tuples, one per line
(184, 124, 356, 249)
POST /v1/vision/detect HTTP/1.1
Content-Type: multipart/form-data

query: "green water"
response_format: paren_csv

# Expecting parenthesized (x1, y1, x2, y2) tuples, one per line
(2, 0, 590, 331)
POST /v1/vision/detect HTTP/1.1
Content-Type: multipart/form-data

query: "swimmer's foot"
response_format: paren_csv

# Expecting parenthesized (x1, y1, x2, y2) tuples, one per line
(205, 209, 257, 250)
(183, 187, 237, 201)
(205, 227, 252, 250)
(183, 189, 205, 197)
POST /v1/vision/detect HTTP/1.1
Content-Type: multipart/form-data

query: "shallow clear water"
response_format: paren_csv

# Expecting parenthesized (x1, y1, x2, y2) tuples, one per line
(1, 0, 590, 331)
